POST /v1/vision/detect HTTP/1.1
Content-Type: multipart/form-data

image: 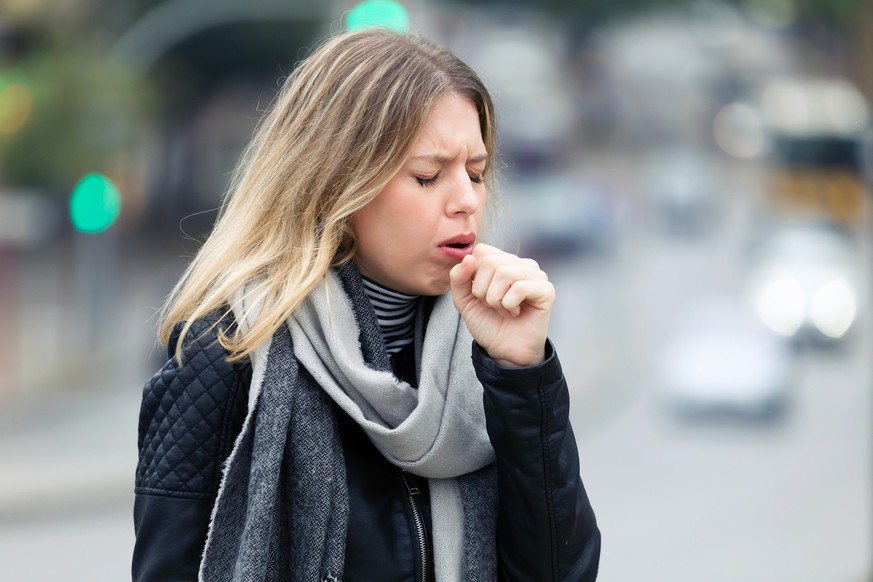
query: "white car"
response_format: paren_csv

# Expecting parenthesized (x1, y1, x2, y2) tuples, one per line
(659, 297, 793, 419)
(745, 221, 862, 345)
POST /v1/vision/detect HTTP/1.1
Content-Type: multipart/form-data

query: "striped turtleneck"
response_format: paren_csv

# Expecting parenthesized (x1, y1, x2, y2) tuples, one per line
(361, 276, 418, 355)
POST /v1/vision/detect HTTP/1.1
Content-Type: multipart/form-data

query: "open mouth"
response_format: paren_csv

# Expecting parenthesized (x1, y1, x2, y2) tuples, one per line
(439, 233, 476, 248)
(438, 234, 476, 260)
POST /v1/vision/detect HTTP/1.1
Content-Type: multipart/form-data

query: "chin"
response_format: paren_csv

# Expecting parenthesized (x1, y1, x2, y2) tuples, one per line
(369, 266, 451, 297)
(403, 272, 450, 297)
(423, 275, 452, 296)
(426, 283, 451, 297)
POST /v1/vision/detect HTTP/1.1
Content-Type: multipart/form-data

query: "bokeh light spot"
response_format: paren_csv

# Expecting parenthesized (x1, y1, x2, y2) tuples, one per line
(714, 102, 765, 158)
(0, 82, 33, 135)
(69, 173, 122, 233)
(346, 0, 409, 32)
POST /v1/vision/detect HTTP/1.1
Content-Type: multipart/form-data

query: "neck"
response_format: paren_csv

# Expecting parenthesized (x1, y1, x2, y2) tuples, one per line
(361, 276, 418, 355)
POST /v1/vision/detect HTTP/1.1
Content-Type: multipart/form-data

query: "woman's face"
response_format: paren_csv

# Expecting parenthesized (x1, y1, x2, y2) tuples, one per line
(351, 93, 487, 295)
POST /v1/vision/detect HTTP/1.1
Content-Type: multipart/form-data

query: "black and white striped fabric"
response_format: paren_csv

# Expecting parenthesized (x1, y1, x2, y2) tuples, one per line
(361, 277, 418, 355)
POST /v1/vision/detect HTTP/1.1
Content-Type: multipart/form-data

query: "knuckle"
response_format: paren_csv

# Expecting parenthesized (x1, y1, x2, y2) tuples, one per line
(476, 252, 495, 267)
(494, 264, 514, 278)
(522, 258, 540, 271)
(545, 282, 556, 298)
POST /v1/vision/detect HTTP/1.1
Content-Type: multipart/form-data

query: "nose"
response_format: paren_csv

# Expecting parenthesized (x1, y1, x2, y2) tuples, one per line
(445, 170, 482, 216)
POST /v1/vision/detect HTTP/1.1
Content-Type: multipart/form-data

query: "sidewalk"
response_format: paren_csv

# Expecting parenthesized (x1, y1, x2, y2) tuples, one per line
(0, 239, 180, 521)
(0, 371, 144, 520)
(0, 376, 141, 582)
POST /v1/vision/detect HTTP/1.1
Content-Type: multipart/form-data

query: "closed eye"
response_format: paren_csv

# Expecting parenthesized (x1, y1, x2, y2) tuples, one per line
(415, 174, 439, 187)
(415, 171, 484, 187)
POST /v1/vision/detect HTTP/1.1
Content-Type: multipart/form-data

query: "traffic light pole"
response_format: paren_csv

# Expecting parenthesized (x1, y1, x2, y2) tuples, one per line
(0, 248, 19, 400)
(73, 229, 120, 351)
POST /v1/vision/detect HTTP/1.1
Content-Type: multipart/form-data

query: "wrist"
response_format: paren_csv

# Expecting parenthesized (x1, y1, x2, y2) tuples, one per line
(490, 347, 546, 369)
(472, 340, 559, 378)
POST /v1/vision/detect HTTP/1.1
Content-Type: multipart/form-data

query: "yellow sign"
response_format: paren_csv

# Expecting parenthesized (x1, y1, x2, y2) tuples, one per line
(771, 168, 868, 226)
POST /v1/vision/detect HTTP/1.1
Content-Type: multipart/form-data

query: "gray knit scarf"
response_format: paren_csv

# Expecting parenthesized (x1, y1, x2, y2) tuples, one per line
(199, 263, 498, 581)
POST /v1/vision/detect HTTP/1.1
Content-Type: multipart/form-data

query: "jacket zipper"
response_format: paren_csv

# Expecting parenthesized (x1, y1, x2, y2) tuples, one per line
(401, 471, 429, 582)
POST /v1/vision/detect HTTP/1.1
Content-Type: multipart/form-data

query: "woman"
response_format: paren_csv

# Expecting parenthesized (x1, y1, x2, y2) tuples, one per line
(133, 28, 600, 582)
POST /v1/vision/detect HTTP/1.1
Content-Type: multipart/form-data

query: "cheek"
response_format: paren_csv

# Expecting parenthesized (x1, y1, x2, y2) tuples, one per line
(353, 199, 423, 255)
(380, 195, 440, 238)
(350, 212, 389, 262)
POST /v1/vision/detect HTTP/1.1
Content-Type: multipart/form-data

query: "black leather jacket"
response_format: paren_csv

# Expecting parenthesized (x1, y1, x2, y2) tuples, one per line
(133, 314, 600, 581)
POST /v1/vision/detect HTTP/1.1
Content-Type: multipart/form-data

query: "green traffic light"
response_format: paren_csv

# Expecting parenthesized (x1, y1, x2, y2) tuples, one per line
(346, 0, 409, 32)
(70, 173, 121, 233)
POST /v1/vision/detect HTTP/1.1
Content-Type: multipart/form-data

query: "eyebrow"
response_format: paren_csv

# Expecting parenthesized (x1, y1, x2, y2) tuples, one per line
(409, 153, 488, 164)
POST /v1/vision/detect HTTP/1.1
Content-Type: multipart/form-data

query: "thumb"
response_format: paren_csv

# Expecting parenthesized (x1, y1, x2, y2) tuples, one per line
(449, 254, 475, 299)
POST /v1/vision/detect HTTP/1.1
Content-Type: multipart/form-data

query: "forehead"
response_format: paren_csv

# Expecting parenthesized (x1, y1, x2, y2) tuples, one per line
(410, 93, 486, 155)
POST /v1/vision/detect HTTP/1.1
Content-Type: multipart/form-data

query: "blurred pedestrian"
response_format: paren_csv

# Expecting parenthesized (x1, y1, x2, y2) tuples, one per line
(132, 28, 599, 582)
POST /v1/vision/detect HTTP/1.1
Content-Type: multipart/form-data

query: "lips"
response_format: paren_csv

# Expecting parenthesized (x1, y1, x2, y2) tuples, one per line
(438, 233, 476, 260)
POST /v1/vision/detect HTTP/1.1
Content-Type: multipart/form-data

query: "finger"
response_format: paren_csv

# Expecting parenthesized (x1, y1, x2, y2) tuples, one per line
(485, 264, 531, 315)
(472, 242, 503, 257)
(476, 253, 548, 304)
(472, 244, 546, 280)
(501, 280, 556, 316)
(450, 254, 476, 297)
(519, 258, 548, 281)
(473, 243, 541, 274)
(470, 246, 519, 300)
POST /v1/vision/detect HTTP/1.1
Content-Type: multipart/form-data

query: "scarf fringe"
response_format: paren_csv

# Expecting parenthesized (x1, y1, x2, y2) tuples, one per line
(199, 264, 498, 581)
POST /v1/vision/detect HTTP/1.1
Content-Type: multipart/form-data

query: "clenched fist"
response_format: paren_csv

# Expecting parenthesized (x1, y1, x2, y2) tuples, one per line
(449, 243, 555, 368)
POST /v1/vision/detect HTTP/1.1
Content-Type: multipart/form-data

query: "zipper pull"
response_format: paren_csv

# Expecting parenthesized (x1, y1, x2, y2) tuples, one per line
(402, 470, 421, 495)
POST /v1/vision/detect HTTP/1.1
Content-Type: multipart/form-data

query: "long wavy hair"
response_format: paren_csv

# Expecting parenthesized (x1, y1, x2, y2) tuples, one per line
(159, 28, 498, 362)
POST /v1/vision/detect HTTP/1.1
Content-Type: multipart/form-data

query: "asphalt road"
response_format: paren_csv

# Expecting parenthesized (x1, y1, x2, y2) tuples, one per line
(545, 157, 872, 582)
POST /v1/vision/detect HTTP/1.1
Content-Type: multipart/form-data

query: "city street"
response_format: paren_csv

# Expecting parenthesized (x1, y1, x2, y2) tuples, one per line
(0, 157, 870, 582)
(1, 2, 871, 581)
(545, 156, 873, 581)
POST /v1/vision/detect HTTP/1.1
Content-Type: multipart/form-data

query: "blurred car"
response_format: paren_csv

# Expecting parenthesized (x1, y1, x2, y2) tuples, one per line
(449, 19, 579, 170)
(642, 146, 722, 236)
(744, 220, 862, 346)
(659, 297, 793, 419)
(491, 173, 621, 262)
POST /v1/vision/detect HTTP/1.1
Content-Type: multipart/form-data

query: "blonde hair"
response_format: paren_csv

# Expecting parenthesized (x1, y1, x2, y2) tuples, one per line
(159, 28, 498, 362)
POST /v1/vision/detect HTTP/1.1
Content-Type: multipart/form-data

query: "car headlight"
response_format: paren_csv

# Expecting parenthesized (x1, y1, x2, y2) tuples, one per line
(754, 276, 806, 336)
(810, 278, 857, 338)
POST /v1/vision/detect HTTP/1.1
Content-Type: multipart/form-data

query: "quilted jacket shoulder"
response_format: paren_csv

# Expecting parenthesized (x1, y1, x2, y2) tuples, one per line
(135, 313, 251, 499)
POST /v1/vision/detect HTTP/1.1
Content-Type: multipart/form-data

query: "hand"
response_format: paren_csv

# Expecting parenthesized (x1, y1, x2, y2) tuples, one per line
(449, 243, 555, 368)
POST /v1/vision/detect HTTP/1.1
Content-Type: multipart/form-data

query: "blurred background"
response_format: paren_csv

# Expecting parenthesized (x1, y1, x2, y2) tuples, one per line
(0, 0, 870, 580)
